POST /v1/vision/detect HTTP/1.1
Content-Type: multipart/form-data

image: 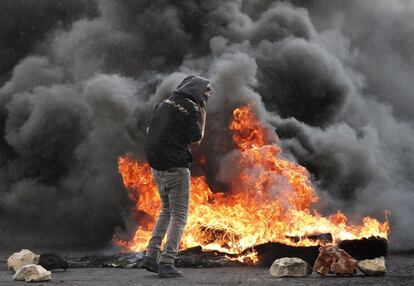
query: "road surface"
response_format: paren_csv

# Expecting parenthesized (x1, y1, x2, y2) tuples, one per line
(1, 254, 413, 285)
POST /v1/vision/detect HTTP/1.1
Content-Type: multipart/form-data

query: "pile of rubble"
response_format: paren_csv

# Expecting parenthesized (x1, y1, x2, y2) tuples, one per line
(7, 249, 68, 283)
(269, 245, 386, 277)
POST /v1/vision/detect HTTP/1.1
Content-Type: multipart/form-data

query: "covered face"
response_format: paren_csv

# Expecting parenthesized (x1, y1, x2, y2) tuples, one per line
(176, 75, 211, 107)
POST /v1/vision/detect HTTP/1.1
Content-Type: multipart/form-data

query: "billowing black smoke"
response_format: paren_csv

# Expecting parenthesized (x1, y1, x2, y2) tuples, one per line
(0, 0, 413, 250)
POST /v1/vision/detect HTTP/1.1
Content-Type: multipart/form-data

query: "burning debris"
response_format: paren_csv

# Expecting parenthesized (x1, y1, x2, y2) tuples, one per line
(286, 233, 333, 244)
(115, 104, 389, 266)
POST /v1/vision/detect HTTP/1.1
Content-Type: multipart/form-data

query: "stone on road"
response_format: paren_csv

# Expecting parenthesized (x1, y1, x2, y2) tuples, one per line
(269, 257, 311, 277)
(13, 264, 51, 282)
(358, 257, 386, 276)
(313, 245, 357, 276)
(7, 249, 40, 272)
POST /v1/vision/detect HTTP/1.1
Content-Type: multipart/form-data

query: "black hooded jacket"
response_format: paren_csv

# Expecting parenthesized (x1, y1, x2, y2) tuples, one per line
(145, 75, 209, 170)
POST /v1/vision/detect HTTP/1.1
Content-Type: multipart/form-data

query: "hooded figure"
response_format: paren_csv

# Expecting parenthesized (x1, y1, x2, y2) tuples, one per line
(145, 75, 210, 170)
(175, 75, 211, 108)
(142, 75, 211, 278)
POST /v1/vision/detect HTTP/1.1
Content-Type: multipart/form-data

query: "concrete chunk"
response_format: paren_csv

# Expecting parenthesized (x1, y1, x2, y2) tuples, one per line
(7, 249, 40, 272)
(270, 257, 312, 277)
(358, 257, 386, 276)
(13, 264, 51, 282)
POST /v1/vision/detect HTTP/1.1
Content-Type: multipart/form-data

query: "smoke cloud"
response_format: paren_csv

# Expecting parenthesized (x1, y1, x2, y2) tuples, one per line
(0, 0, 413, 250)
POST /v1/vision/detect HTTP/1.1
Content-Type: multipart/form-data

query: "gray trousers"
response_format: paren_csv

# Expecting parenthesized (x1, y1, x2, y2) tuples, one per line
(145, 167, 190, 264)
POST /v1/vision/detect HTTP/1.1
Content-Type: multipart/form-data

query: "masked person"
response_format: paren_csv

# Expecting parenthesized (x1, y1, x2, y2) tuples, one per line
(142, 75, 211, 278)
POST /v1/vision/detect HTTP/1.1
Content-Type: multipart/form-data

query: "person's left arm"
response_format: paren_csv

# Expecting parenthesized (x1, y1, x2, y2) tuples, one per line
(188, 106, 205, 145)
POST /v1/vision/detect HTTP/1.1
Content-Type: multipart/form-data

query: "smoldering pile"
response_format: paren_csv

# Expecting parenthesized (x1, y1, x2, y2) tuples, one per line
(0, 0, 413, 251)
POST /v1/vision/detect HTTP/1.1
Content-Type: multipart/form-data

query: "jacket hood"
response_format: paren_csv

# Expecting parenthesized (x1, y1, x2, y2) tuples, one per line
(174, 75, 210, 106)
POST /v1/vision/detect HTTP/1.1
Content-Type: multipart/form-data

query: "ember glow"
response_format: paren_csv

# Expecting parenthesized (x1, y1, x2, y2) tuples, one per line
(115, 104, 389, 261)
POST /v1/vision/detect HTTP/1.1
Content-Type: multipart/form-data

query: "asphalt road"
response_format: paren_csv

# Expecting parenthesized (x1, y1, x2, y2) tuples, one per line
(1, 255, 414, 286)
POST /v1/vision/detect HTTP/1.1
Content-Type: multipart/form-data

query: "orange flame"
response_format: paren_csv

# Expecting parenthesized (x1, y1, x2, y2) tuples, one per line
(115, 104, 389, 261)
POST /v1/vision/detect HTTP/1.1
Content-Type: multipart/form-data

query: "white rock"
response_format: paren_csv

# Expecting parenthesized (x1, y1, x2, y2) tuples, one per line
(13, 264, 51, 282)
(7, 249, 40, 272)
(358, 257, 386, 276)
(270, 257, 312, 277)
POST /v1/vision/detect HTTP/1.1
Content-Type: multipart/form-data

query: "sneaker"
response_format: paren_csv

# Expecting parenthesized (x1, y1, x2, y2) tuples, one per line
(141, 256, 159, 273)
(158, 263, 183, 278)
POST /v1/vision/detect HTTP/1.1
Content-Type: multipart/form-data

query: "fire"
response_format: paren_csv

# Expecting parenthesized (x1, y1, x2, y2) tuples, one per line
(115, 104, 389, 261)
